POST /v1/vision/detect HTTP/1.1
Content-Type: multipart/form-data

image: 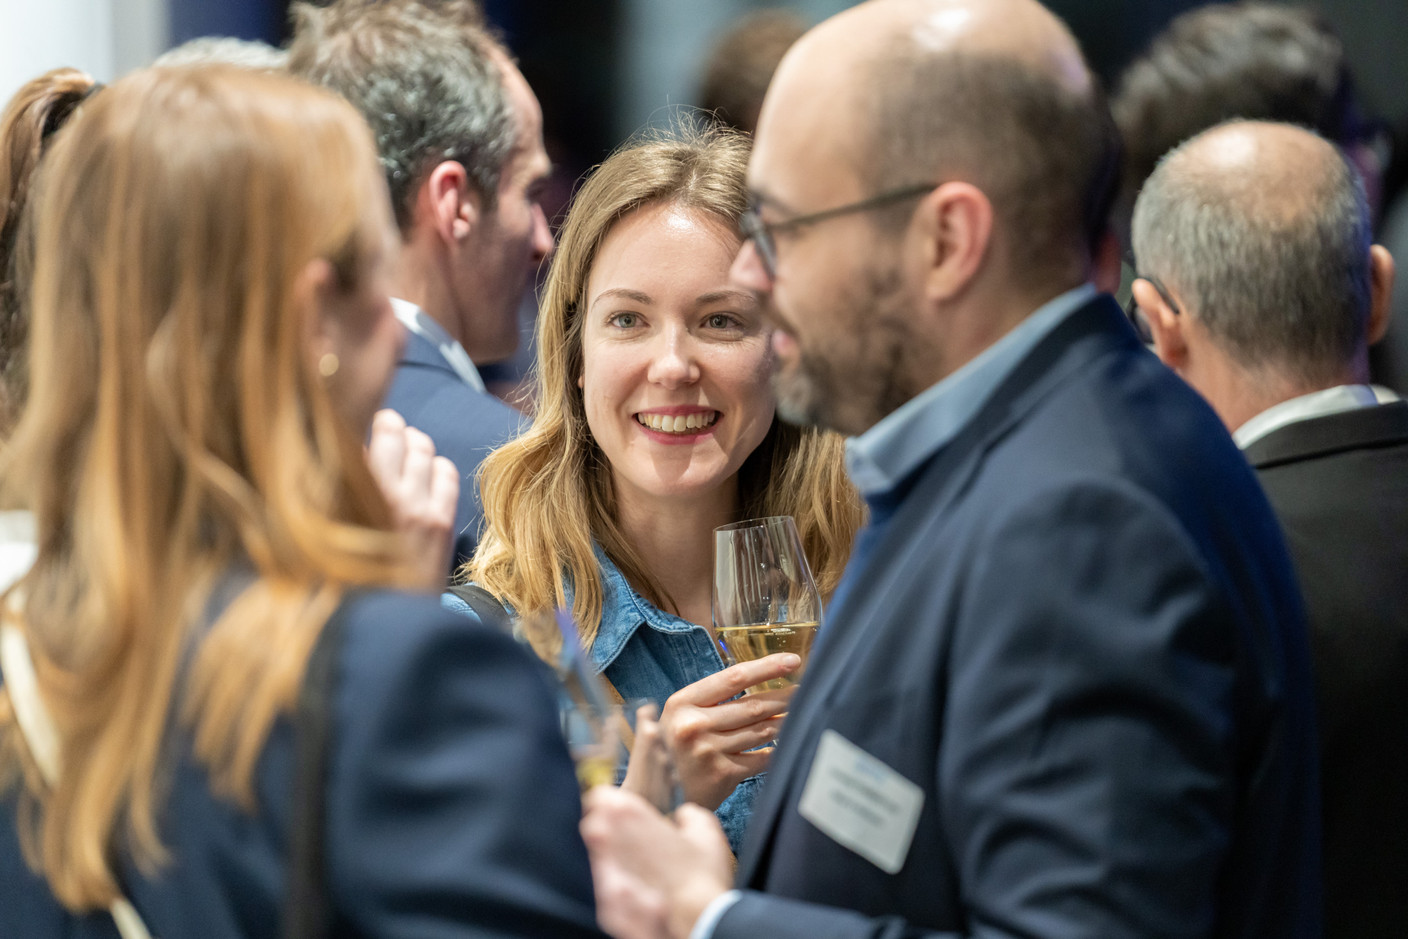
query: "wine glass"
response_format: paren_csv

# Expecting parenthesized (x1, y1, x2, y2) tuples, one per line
(516, 608, 622, 791)
(712, 515, 823, 694)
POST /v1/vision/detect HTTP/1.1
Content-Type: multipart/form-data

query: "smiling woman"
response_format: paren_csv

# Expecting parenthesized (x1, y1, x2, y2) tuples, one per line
(581, 200, 775, 516)
(460, 122, 863, 851)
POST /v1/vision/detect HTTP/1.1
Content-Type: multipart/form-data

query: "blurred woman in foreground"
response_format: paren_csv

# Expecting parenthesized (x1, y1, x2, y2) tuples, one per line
(0, 65, 601, 938)
(0, 67, 98, 432)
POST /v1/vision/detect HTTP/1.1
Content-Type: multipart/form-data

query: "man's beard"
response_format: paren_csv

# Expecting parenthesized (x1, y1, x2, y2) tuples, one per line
(769, 266, 911, 437)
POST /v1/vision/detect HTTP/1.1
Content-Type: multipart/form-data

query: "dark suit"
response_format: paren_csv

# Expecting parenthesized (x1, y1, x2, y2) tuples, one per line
(1243, 400, 1408, 939)
(1, 589, 604, 938)
(717, 297, 1321, 938)
(382, 328, 525, 573)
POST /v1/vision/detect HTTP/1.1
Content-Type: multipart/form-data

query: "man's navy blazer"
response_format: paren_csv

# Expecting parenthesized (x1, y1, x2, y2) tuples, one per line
(1, 590, 604, 938)
(718, 296, 1323, 938)
(381, 328, 525, 573)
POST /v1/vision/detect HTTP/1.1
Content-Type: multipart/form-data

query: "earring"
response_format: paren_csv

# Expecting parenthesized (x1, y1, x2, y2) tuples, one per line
(318, 352, 340, 378)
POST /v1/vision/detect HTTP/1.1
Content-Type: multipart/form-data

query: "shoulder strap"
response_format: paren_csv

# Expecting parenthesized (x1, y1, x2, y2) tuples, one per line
(0, 617, 156, 939)
(282, 593, 355, 939)
(444, 583, 512, 634)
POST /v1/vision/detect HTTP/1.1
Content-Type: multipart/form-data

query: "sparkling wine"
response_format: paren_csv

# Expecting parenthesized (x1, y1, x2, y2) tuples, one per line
(574, 751, 618, 791)
(716, 621, 819, 693)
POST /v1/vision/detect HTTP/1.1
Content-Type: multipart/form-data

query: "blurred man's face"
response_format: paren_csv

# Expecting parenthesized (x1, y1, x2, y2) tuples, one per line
(455, 57, 554, 364)
(729, 55, 917, 437)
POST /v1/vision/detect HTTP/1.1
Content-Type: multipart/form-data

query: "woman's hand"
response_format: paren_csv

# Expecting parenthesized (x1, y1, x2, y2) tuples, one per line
(366, 409, 460, 589)
(657, 653, 800, 810)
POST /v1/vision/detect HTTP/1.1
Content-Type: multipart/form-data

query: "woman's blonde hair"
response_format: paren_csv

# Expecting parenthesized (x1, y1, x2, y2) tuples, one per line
(0, 65, 417, 911)
(468, 122, 863, 646)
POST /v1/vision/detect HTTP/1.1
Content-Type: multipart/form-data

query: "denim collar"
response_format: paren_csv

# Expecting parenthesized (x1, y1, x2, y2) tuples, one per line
(844, 283, 1097, 500)
(588, 543, 703, 673)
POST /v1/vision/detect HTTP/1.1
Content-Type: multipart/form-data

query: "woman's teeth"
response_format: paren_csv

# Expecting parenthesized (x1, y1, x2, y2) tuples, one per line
(637, 411, 719, 434)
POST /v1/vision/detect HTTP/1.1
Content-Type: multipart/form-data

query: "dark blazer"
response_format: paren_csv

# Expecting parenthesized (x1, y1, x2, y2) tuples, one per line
(1244, 400, 1408, 939)
(1, 589, 604, 938)
(381, 329, 525, 573)
(717, 297, 1322, 938)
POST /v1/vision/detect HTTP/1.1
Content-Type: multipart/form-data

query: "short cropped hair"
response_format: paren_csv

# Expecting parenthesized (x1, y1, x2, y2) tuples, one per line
(859, 46, 1119, 293)
(152, 37, 288, 71)
(287, 0, 515, 230)
(1112, 2, 1370, 246)
(1132, 123, 1371, 385)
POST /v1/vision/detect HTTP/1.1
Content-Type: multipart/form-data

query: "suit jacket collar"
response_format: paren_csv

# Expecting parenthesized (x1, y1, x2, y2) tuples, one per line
(1242, 399, 1408, 469)
(808, 294, 1141, 704)
(400, 326, 454, 371)
(735, 293, 1142, 884)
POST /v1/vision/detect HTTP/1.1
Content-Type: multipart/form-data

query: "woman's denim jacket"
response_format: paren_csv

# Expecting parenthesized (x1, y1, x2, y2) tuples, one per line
(441, 544, 762, 854)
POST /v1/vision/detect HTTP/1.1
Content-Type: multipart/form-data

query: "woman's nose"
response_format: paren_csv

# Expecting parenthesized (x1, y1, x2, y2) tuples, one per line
(645, 328, 701, 388)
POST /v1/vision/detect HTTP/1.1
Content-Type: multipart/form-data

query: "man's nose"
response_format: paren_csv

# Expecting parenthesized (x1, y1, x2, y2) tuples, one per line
(730, 239, 772, 295)
(531, 204, 554, 263)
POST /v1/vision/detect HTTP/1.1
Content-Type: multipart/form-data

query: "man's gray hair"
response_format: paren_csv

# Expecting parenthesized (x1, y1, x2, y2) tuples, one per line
(153, 37, 288, 71)
(1131, 122, 1371, 385)
(286, 0, 516, 231)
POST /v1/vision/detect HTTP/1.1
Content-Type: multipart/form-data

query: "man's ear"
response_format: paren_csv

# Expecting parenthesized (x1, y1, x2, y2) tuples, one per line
(1132, 277, 1188, 371)
(917, 182, 992, 303)
(1367, 244, 1395, 345)
(418, 160, 480, 244)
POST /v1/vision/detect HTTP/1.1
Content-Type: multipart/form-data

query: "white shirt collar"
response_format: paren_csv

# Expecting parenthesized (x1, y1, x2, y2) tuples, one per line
(391, 298, 486, 393)
(1233, 383, 1401, 449)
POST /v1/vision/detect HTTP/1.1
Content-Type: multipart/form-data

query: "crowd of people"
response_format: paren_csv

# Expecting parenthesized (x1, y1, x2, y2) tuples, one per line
(0, 0, 1402, 937)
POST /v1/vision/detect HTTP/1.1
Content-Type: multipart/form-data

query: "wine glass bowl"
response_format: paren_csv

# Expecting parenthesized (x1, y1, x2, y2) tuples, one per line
(712, 516, 823, 694)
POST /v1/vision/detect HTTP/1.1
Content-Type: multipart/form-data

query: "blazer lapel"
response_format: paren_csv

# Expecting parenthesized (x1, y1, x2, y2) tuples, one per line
(400, 328, 460, 375)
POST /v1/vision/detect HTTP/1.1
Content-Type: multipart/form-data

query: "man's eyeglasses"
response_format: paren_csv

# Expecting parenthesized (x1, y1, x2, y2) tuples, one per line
(739, 182, 939, 279)
(1124, 274, 1181, 345)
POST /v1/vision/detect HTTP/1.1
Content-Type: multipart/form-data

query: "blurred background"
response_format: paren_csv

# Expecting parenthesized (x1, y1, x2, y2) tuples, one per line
(3, 0, 1404, 195)
(4, 0, 1407, 389)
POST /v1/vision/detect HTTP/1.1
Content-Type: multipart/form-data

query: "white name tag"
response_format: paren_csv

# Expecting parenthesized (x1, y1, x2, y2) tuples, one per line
(797, 729, 925, 874)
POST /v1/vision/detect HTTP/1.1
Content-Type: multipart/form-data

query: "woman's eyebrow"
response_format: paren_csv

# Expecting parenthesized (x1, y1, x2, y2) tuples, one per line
(589, 287, 653, 309)
(694, 289, 756, 307)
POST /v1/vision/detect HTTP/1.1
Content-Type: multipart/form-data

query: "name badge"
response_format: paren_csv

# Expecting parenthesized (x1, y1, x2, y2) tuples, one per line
(797, 729, 924, 874)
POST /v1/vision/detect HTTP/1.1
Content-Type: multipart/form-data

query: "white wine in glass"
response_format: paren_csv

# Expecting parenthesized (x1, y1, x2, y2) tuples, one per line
(713, 516, 823, 694)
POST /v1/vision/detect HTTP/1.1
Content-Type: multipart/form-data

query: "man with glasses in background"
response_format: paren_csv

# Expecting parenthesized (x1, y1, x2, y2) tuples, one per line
(1132, 119, 1406, 939)
(580, 1, 1321, 937)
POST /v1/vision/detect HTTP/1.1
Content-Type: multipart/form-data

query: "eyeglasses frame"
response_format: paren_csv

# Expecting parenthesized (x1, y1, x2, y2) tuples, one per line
(1124, 274, 1181, 345)
(739, 182, 940, 278)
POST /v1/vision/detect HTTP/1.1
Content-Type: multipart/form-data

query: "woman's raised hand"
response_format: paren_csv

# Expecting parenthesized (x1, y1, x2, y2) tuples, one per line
(656, 653, 800, 810)
(366, 409, 460, 589)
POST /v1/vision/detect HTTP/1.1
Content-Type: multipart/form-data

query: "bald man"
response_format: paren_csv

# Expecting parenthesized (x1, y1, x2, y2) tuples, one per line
(1132, 120, 1407, 939)
(581, 2, 1321, 937)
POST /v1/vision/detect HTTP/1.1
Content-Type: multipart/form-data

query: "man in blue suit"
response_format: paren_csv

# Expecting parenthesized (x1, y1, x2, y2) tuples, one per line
(289, 1, 550, 573)
(580, 1, 1322, 937)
